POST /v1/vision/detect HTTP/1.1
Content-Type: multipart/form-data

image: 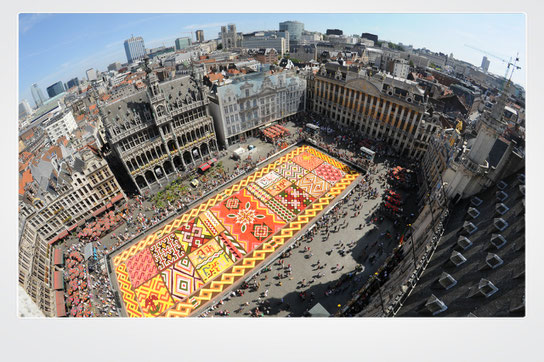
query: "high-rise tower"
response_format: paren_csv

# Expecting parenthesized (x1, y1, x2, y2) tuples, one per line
(124, 35, 146, 63)
(30, 83, 46, 107)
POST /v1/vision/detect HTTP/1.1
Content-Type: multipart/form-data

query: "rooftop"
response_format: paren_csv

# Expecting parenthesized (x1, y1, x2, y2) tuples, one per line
(397, 170, 525, 317)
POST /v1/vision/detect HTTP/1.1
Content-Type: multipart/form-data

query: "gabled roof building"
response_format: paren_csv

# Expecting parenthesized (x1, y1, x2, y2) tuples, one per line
(307, 63, 440, 160)
(100, 59, 218, 193)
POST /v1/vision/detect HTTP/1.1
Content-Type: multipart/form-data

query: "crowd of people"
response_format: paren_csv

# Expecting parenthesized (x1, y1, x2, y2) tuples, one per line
(61, 238, 120, 317)
(56, 110, 420, 318)
(197, 135, 406, 317)
(63, 249, 92, 317)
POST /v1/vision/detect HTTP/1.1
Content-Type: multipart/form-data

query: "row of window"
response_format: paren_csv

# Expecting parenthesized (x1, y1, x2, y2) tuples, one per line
(119, 128, 159, 152)
(172, 106, 206, 128)
(29, 178, 119, 238)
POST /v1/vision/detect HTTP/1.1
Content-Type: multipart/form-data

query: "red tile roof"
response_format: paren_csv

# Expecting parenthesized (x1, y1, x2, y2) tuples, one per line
(20, 151, 33, 161)
(20, 128, 35, 141)
(56, 136, 69, 147)
(207, 73, 224, 82)
(19, 169, 33, 195)
(19, 158, 32, 172)
(42, 145, 62, 161)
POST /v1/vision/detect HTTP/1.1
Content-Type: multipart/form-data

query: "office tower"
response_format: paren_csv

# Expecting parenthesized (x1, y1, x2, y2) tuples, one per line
(66, 77, 80, 89)
(361, 32, 378, 43)
(279, 21, 304, 42)
(124, 35, 146, 63)
(481, 56, 490, 72)
(175, 37, 192, 50)
(195, 30, 204, 43)
(46, 81, 65, 98)
(326, 29, 343, 36)
(108, 62, 122, 71)
(86, 68, 98, 81)
(19, 99, 32, 119)
(31, 83, 46, 107)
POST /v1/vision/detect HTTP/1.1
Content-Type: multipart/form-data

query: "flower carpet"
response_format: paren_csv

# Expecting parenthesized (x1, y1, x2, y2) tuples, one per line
(111, 145, 359, 317)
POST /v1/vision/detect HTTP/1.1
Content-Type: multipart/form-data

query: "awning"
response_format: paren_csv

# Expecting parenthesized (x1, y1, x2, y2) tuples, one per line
(54, 248, 64, 266)
(106, 202, 113, 209)
(67, 223, 78, 232)
(199, 163, 211, 172)
(58, 230, 68, 239)
(111, 192, 124, 204)
(92, 205, 107, 217)
(55, 291, 66, 317)
(53, 270, 64, 290)
(48, 235, 59, 245)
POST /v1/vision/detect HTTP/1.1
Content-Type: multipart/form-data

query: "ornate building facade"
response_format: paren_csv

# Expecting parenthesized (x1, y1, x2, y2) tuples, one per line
(307, 63, 440, 160)
(100, 65, 218, 193)
(19, 147, 126, 316)
(207, 69, 306, 147)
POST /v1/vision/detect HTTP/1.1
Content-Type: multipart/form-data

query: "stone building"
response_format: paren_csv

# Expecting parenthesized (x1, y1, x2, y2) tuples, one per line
(18, 146, 126, 316)
(419, 120, 462, 210)
(220, 24, 242, 50)
(18, 220, 55, 316)
(307, 63, 440, 159)
(19, 147, 125, 244)
(42, 110, 77, 142)
(254, 48, 278, 64)
(100, 63, 218, 193)
(207, 68, 306, 147)
(442, 88, 525, 201)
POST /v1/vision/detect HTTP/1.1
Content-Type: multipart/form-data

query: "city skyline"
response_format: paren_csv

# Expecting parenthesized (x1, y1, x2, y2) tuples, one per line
(19, 13, 526, 107)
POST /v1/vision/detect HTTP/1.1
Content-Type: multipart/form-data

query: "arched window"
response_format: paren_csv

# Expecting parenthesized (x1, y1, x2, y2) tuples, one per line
(156, 105, 165, 117)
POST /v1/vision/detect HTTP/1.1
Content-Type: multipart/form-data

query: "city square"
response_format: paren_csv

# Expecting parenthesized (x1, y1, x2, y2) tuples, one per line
(109, 145, 360, 317)
(11, 7, 535, 362)
(17, 12, 525, 323)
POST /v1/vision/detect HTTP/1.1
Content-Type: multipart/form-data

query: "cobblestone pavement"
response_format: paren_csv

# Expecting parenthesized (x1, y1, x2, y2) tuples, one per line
(58, 119, 404, 317)
(200, 161, 400, 317)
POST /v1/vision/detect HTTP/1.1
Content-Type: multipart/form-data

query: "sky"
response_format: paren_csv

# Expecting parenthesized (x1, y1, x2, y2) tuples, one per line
(18, 13, 526, 108)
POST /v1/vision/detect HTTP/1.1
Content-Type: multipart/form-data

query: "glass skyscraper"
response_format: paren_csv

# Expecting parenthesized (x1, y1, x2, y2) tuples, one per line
(46, 81, 65, 98)
(279, 21, 304, 42)
(124, 35, 146, 63)
(175, 37, 192, 50)
(30, 83, 46, 108)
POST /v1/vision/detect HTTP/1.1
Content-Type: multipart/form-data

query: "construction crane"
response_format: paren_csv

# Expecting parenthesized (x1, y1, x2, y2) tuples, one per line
(465, 44, 510, 64)
(180, 31, 194, 42)
(465, 44, 521, 92)
(501, 52, 521, 96)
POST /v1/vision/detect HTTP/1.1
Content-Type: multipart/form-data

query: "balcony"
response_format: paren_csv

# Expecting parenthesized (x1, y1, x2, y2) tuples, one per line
(169, 100, 206, 117)
(109, 121, 151, 144)
(154, 113, 171, 127)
